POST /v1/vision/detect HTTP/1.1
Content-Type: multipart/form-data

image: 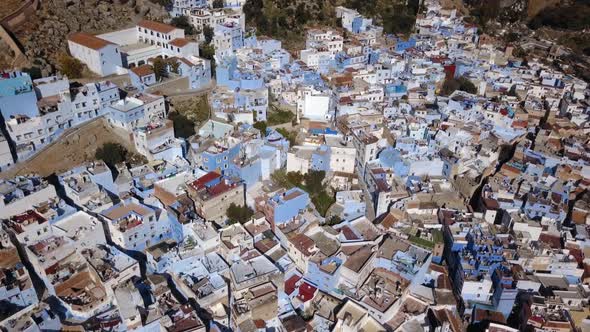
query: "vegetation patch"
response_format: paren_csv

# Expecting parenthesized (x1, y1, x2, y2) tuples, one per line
(58, 54, 84, 79)
(267, 104, 295, 126)
(275, 128, 298, 146)
(95, 142, 145, 167)
(226, 203, 255, 224)
(243, 0, 421, 50)
(408, 235, 435, 249)
(271, 170, 335, 217)
(441, 76, 477, 96)
(529, 1, 590, 31)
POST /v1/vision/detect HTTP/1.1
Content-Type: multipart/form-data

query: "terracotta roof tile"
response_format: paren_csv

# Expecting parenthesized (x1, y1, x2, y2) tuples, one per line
(130, 64, 154, 77)
(68, 33, 114, 51)
(138, 20, 177, 34)
(169, 38, 191, 47)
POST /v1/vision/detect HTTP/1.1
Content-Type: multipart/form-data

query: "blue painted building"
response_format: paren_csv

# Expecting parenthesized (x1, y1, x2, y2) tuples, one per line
(0, 72, 39, 119)
(394, 37, 417, 53)
(216, 56, 264, 91)
(199, 141, 242, 173)
(378, 147, 410, 178)
(263, 188, 310, 229)
(311, 145, 331, 172)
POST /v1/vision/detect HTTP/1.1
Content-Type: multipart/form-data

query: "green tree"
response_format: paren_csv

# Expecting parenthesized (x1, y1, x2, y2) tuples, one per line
(287, 171, 304, 187)
(168, 111, 196, 138)
(199, 44, 216, 76)
(276, 128, 297, 146)
(326, 215, 342, 226)
(59, 54, 83, 78)
(253, 121, 268, 135)
(304, 170, 325, 194)
(507, 85, 517, 97)
(22, 67, 42, 80)
(95, 143, 128, 166)
(203, 25, 214, 45)
(457, 76, 477, 94)
(152, 58, 167, 80)
(212, 0, 224, 8)
(169, 60, 180, 74)
(442, 76, 477, 95)
(171, 15, 196, 35)
(312, 190, 335, 217)
(226, 203, 254, 224)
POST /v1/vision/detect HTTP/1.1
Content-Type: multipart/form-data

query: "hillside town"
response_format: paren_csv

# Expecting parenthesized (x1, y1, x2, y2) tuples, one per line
(0, 0, 589, 331)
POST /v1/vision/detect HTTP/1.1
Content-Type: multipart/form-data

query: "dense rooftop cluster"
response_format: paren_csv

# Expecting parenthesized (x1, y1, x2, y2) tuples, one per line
(0, 0, 589, 331)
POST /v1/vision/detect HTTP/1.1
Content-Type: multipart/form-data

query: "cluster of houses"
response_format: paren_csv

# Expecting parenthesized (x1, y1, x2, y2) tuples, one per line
(0, 0, 589, 331)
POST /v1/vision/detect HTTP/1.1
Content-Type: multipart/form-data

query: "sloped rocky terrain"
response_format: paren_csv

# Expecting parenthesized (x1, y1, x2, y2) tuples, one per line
(2, 0, 169, 75)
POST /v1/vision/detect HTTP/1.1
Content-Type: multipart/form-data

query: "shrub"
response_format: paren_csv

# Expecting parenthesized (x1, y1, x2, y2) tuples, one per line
(312, 190, 335, 217)
(58, 54, 83, 78)
(226, 203, 254, 224)
(253, 121, 268, 136)
(442, 76, 477, 95)
(171, 15, 196, 35)
(203, 26, 214, 45)
(276, 128, 297, 146)
(168, 111, 196, 138)
(267, 106, 295, 126)
(95, 143, 128, 166)
(326, 215, 342, 226)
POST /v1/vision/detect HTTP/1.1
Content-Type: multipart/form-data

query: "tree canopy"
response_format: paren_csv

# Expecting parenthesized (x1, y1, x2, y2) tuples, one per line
(171, 15, 196, 35)
(95, 143, 128, 166)
(442, 76, 478, 96)
(227, 203, 254, 224)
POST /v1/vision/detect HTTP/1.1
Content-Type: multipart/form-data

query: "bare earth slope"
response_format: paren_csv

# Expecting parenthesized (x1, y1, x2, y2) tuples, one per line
(0, 118, 137, 178)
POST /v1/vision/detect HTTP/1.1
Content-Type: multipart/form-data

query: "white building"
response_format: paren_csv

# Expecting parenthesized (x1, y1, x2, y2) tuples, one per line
(0, 133, 13, 172)
(213, 22, 244, 57)
(297, 86, 333, 121)
(100, 198, 174, 252)
(306, 29, 343, 55)
(325, 135, 356, 174)
(71, 20, 202, 73)
(171, 0, 206, 17)
(133, 120, 183, 162)
(106, 93, 166, 131)
(67, 33, 123, 76)
(0, 176, 58, 219)
(182, 7, 245, 33)
(462, 278, 494, 306)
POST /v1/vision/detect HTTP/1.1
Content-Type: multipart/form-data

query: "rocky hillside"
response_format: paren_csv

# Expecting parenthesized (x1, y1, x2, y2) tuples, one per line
(242, 0, 419, 50)
(1, 0, 169, 75)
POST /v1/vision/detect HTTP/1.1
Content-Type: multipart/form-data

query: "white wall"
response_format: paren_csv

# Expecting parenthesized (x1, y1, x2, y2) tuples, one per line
(303, 94, 331, 121)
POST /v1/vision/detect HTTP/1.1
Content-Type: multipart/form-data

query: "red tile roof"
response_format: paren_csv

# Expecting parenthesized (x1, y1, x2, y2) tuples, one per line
(285, 275, 301, 295)
(208, 181, 233, 196)
(289, 233, 315, 256)
(190, 171, 221, 190)
(130, 64, 154, 77)
(138, 20, 177, 34)
(68, 33, 115, 50)
(341, 226, 359, 240)
(297, 282, 317, 302)
(169, 38, 191, 47)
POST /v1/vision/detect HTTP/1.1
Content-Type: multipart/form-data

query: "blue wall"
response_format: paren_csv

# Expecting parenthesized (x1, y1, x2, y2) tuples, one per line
(272, 188, 309, 225)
